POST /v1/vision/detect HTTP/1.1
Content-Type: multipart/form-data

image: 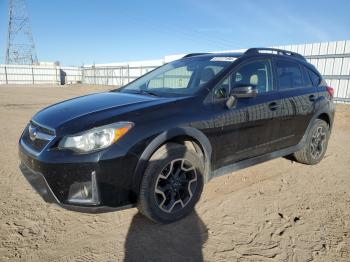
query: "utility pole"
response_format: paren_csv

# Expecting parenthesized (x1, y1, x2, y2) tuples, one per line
(5, 0, 38, 64)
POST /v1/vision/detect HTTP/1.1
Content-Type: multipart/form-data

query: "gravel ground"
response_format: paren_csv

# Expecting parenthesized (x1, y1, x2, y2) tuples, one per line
(0, 85, 349, 262)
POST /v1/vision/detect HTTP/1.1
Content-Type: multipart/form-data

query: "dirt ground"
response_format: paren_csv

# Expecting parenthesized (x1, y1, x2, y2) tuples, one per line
(0, 85, 349, 262)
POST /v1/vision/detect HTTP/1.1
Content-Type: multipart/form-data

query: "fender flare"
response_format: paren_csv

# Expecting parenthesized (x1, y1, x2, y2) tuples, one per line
(131, 126, 213, 196)
(301, 103, 334, 146)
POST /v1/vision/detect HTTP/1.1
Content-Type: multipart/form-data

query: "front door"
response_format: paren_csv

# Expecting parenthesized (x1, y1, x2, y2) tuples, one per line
(211, 58, 283, 169)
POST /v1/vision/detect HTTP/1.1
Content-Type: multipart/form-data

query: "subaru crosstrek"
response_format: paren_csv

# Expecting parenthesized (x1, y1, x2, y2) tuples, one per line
(19, 48, 335, 223)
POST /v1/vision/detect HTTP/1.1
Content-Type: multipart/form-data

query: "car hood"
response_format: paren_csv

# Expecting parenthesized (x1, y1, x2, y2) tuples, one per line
(32, 92, 175, 131)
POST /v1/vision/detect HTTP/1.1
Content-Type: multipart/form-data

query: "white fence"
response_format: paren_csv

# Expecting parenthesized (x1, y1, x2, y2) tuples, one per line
(0, 64, 83, 85)
(82, 59, 164, 86)
(83, 40, 350, 103)
(60, 66, 83, 84)
(271, 41, 350, 103)
(1, 40, 349, 103)
(0, 64, 60, 84)
(83, 65, 160, 86)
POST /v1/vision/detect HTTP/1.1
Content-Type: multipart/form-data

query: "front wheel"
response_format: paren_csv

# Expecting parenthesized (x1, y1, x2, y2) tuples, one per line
(137, 143, 204, 223)
(293, 119, 330, 165)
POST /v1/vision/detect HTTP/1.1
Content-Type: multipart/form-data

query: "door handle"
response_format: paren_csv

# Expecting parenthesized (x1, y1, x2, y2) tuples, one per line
(268, 102, 279, 111)
(309, 94, 316, 102)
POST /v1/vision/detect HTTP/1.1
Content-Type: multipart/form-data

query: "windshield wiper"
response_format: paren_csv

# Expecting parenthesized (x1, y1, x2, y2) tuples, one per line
(122, 89, 160, 97)
(140, 90, 160, 97)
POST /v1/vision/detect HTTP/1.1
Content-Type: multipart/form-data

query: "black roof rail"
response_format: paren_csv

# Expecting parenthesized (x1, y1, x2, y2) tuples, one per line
(182, 53, 210, 58)
(244, 48, 306, 61)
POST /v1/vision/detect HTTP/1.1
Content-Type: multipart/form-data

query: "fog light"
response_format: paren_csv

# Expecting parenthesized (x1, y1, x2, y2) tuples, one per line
(82, 185, 89, 198)
(68, 171, 100, 205)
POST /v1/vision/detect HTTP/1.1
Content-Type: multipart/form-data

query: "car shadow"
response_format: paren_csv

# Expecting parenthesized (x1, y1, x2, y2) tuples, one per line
(124, 211, 208, 262)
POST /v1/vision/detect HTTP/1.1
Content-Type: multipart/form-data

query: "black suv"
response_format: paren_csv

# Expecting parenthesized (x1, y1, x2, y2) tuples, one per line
(19, 48, 335, 223)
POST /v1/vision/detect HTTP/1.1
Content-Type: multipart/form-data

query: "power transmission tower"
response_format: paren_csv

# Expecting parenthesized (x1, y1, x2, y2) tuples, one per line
(5, 0, 38, 64)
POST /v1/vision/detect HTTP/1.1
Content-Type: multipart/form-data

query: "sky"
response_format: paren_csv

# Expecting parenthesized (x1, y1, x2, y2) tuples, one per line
(0, 0, 349, 66)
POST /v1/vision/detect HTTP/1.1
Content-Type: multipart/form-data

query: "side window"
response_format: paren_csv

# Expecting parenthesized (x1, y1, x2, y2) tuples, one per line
(232, 60, 272, 93)
(213, 77, 230, 99)
(199, 65, 224, 86)
(302, 66, 313, 87)
(308, 69, 321, 86)
(148, 66, 193, 89)
(276, 60, 303, 89)
(213, 59, 272, 100)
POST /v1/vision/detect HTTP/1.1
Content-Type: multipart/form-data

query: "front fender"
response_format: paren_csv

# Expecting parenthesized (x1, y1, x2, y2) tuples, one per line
(130, 126, 213, 197)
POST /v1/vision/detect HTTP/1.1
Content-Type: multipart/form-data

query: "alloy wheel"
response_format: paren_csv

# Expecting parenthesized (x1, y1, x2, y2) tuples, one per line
(310, 126, 327, 160)
(154, 158, 198, 213)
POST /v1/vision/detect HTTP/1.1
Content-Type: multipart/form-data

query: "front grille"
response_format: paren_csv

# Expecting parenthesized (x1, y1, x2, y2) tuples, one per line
(22, 122, 55, 152)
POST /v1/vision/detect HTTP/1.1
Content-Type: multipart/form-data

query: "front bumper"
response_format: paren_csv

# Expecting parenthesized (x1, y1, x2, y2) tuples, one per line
(20, 162, 59, 204)
(19, 139, 139, 213)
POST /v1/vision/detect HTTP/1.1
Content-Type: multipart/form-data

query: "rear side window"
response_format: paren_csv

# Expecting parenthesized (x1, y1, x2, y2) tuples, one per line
(307, 69, 321, 86)
(275, 60, 303, 89)
(302, 67, 313, 87)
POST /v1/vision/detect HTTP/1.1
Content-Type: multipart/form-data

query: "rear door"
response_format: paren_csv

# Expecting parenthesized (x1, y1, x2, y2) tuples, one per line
(273, 58, 318, 149)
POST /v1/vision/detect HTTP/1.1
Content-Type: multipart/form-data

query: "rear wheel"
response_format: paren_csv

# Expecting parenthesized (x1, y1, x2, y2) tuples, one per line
(137, 143, 204, 223)
(293, 119, 330, 165)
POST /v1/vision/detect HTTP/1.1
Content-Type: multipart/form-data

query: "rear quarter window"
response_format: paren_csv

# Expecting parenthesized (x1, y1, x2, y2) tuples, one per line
(307, 69, 322, 86)
(302, 66, 313, 87)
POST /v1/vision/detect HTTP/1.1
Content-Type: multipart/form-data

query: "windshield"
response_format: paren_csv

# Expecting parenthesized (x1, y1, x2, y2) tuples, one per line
(119, 56, 236, 96)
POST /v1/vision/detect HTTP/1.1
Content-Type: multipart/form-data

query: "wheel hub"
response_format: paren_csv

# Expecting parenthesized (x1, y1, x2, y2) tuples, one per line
(154, 158, 197, 213)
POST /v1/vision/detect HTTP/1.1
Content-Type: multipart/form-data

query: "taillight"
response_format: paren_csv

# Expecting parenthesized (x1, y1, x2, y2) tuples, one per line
(326, 86, 334, 99)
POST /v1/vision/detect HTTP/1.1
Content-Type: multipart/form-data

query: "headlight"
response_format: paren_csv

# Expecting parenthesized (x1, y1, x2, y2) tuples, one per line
(59, 122, 133, 153)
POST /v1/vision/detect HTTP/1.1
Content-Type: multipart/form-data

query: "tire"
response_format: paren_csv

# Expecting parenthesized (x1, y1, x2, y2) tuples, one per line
(137, 143, 204, 223)
(293, 119, 330, 165)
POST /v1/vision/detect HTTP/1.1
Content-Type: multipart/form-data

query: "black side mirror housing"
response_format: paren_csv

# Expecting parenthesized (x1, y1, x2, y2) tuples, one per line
(226, 85, 257, 109)
(231, 85, 257, 98)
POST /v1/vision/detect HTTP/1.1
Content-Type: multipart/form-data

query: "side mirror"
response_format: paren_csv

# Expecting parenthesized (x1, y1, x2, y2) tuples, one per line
(226, 85, 257, 109)
(231, 85, 257, 98)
